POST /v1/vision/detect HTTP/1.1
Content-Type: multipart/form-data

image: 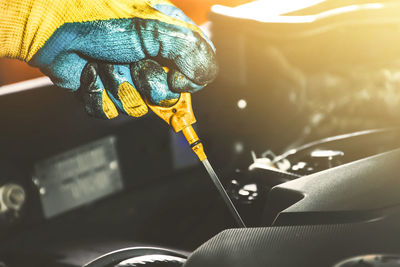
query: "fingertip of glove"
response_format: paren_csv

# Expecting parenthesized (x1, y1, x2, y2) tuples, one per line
(118, 81, 149, 117)
(168, 70, 204, 93)
(130, 59, 176, 105)
(193, 44, 219, 85)
(102, 91, 119, 119)
(173, 35, 219, 86)
(81, 62, 98, 88)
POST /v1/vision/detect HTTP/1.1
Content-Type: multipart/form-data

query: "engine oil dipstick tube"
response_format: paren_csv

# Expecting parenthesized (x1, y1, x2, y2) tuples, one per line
(147, 93, 246, 228)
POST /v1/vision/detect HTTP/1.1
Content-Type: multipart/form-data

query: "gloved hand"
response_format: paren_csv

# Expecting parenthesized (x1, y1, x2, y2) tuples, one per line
(0, 0, 217, 119)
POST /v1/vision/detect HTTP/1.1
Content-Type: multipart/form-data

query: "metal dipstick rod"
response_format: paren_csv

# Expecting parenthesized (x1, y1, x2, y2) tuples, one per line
(202, 158, 246, 228)
(147, 92, 246, 228)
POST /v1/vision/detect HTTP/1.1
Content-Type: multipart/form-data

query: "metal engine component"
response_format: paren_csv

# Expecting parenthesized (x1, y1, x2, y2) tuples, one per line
(0, 183, 25, 214)
(268, 128, 400, 175)
(334, 254, 400, 267)
(228, 179, 259, 205)
(117, 254, 186, 266)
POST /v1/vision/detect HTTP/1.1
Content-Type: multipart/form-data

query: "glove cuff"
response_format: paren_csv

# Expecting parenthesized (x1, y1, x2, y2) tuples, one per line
(0, 0, 136, 62)
(0, 0, 37, 60)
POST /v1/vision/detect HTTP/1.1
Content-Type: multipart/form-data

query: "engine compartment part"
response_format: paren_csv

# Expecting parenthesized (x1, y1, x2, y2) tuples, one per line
(33, 136, 123, 218)
(264, 148, 400, 226)
(224, 128, 400, 226)
(241, 128, 400, 177)
(273, 128, 400, 175)
(116, 255, 185, 267)
(84, 247, 187, 267)
(184, 209, 400, 267)
(0, 184, 25, 214)
(333, 254, 400, 267)
(184, 148, 400, 267)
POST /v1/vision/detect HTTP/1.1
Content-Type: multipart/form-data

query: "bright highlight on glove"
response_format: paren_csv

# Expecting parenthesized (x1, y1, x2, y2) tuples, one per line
(0, 0, 217, 119)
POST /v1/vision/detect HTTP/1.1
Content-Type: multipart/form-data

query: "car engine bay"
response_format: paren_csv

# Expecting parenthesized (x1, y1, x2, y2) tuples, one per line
(2, 0, 400, 266)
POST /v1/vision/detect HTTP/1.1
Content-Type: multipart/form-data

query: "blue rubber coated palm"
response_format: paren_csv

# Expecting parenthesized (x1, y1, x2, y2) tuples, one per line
(29, 4, 217, 119)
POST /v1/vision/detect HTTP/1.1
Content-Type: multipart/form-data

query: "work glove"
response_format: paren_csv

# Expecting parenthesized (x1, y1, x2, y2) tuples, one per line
(0, 0, 217, 119)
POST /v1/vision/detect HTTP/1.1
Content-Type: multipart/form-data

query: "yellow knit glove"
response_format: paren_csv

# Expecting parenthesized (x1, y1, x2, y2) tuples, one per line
(0, 0, 217, 119)
(0, 0, 202, 60)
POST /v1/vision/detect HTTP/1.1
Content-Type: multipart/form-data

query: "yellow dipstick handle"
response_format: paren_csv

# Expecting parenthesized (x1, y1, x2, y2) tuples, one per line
(146, 92, 207, 161)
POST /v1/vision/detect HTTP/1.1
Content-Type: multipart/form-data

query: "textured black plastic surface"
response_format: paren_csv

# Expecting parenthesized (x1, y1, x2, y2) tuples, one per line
(265, 148, 400, 226)
(184, 149, 400, 267)
(185, 208, 400, 267)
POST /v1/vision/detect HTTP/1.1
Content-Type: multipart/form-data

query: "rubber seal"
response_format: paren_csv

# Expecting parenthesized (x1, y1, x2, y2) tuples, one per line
(190, 140, 202, 148)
